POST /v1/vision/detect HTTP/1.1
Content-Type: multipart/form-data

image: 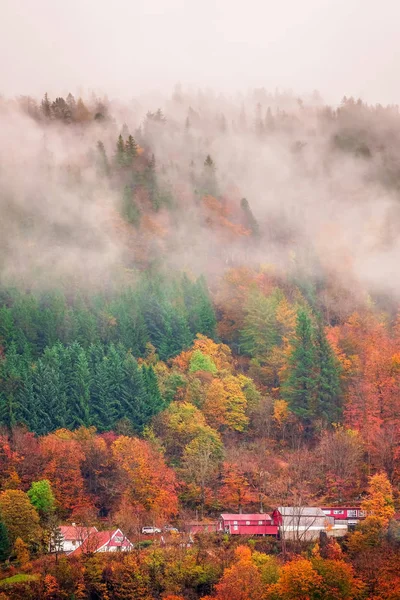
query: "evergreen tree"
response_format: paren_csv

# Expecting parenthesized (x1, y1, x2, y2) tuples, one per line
(40, 93, 51, 119)
(0, 306, 16, 350)
(195, 276, 217, 338)
(32, 346, 67, 434)
(121, 185, 141, 227)
(282, 308, 318, 422)
(125, 135, 138, 161)
(115, 134, 126, 168)
(202, 154, 218, 196)
(64, 342, 91, 429)
(145, 154, 161, 211)
(314, 321, 342, 424)
(0, 519, 11, 562)
(240, 198, 260, 238)
(119, 353, 149, 429)
(91, 344, 123, 430)
(96, 140, 110, 176)
(143, 294, 172, 361)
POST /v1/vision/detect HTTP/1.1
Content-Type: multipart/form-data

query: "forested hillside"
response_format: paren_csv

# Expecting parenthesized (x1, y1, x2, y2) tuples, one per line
(1, 90, 400, 598)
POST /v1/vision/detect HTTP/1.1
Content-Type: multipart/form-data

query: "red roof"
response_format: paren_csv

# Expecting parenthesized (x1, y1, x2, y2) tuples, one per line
(59, 526, 98, 540)
(220, 513, 272, 521)
(70, 529, 132, 555)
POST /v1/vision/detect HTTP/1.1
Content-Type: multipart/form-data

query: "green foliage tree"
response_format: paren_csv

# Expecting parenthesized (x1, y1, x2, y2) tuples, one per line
(189, 350, 217, 374)
(27, 480, 56, 515)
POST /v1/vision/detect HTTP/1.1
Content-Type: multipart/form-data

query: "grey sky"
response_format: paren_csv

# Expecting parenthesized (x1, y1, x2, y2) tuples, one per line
(2, 0, 400, 103)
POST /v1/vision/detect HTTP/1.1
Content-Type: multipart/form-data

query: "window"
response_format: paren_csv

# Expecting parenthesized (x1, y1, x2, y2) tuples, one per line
(333, 510, 344, 515)
(258, 520, 263, 525)
(358, 510, 366, 517)
(246, 521, 250, 525)
(233, 521, 238, 525)
(348, 510, 357, 518)
(322, 510, 331, 515)
(233, 525, 238, 531)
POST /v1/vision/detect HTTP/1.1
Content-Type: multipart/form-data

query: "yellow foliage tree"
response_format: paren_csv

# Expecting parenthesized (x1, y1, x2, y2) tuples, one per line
(361, 471, 394, 526)
(14, 537, 30, 565)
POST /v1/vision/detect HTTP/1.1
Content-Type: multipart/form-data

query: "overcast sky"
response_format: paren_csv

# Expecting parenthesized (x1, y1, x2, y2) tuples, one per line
(2, 0, 400, 104)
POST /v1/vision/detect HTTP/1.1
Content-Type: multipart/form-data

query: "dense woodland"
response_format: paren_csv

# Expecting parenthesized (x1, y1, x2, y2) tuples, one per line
(0, 89, 400, 597)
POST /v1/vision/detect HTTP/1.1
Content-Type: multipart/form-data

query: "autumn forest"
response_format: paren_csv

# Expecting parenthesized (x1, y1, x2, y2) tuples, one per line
(0, 88, 400, 599)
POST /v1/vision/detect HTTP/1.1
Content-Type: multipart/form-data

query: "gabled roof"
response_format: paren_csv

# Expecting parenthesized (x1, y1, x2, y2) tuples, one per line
(59, 525, 98, 540)
(276, 507, 327, 517)
(221, 513, 272, 521)
(69, 528, 132, 555)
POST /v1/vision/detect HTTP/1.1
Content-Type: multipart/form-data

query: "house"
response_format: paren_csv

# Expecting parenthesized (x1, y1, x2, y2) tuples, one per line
(54, 524, 99, 554)
(321, 507, 366, 529)
(271, 507, 347, 540)
(69, 528, 133, 555)
(218, 514, 278, 536)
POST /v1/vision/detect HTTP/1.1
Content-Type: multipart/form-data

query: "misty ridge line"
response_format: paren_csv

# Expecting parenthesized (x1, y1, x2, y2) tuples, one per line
(0, 88, 399, 304)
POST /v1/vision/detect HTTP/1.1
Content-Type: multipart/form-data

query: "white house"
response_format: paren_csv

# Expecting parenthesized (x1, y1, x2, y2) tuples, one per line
(52, 524, 99, 554)
(69, 528, 133, 555)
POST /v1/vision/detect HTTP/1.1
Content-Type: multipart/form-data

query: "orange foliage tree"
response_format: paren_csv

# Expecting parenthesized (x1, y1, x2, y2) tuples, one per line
(112, 435, 178, 523)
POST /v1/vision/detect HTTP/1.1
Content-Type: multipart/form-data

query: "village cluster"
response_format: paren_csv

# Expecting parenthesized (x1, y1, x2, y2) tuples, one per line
(54, 505, 367, 556)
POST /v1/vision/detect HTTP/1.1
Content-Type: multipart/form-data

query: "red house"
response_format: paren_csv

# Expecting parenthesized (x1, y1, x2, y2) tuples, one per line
(69, 528, 133, 555)
(321, 507, 366, 526)
(218, 514, 278, 536)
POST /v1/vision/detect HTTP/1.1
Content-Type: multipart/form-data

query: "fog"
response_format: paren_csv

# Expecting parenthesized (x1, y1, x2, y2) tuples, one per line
(1, 2, 400, 308)
(2, 0, 400, 104)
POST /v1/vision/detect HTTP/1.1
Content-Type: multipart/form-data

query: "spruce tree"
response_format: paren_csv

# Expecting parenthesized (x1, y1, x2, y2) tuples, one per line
(96, 140, 110, 176)
(115, 134, 126, 168)
(240, 198, 260, 238)
(282, 308, 318, 421)
(314, 321, 342, 424)
(64, 343, 91, 429)
(121, 185, 141, 227)
(125, 135, 138, 161)
(195, 276, 217, 338)
(202, 154, 218, 196)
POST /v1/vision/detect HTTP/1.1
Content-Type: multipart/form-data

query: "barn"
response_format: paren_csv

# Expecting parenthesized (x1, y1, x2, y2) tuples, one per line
(218, 513, 278, 536)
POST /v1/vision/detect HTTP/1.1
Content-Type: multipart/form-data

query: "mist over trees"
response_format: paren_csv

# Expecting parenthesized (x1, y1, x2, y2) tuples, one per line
(1, 88, 400, 598)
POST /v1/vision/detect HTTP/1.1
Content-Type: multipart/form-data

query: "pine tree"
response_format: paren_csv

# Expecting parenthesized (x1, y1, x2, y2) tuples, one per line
(240, 198, 260, 238)
(96, 141, 110, 176)
(282, 309, 318, 422)
(195, 276, 217, 338)
(202, 154, 218, 196)
(64, 342, 91, 429)
(119, 353, 149, 429)
(115, 134, 126, 168)
(125, 135, 138, 161)
(40, 93, 51, 119)
(0, 520, 11, 562)
(121, 185, 141, 227)
(145, 154, 161, 211)
(32, 346, 67, 434)
(314, 321, 342, 424)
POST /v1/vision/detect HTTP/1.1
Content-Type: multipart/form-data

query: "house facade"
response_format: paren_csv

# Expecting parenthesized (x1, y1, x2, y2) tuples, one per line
(55, 525, 98, 554)
(321, 506, 366, 528)
(70, 528, 133, 555)
(272, 507, 347, 540)
(218, 513, 278, 536)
